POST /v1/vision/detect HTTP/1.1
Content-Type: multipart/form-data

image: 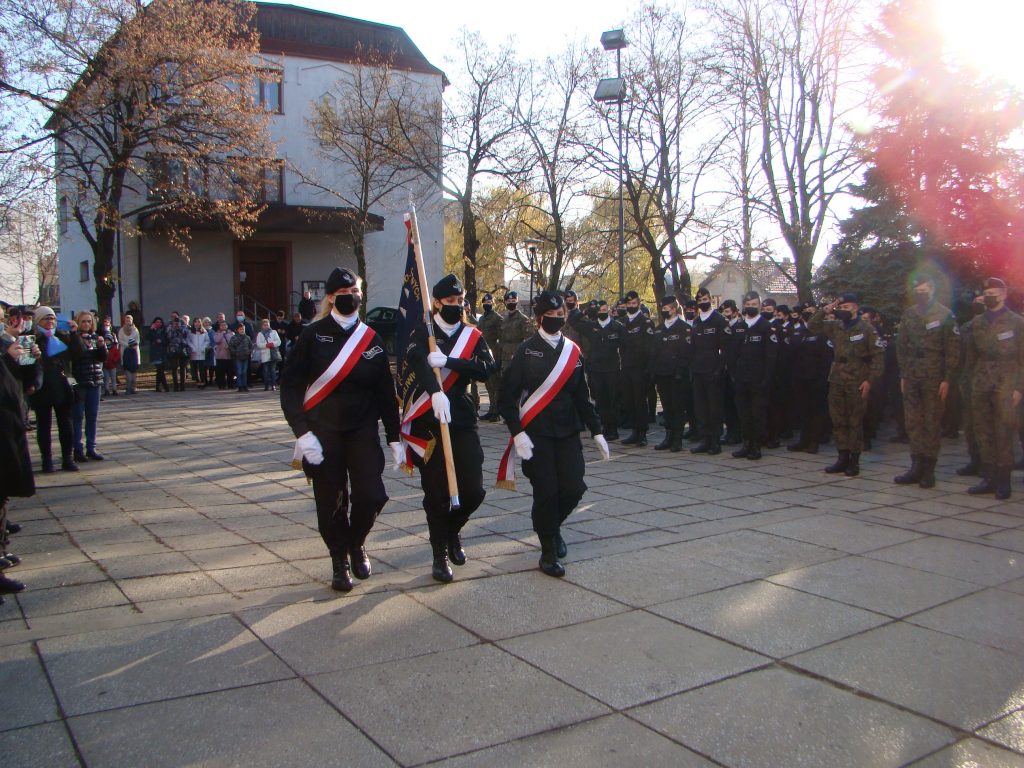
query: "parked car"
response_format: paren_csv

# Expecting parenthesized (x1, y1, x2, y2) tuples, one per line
(365, 306, 399, 354)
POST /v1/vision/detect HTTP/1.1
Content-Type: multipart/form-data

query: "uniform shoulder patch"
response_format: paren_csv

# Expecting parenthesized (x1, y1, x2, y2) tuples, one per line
(769, 334, 778, 343)
(315, 334, 334, 343)
(953, 325, 960, 335)
(646, 327, 654, 334)
(525, 348, 544, 357)
(875, 339, 885, 348)
(362, 346, 384, 359)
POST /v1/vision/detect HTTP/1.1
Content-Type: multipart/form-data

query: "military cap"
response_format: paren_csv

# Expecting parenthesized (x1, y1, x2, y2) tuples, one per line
(684, 299, 698, 309)
(695, 287, 712, 299)
(504, 291, 519, 301)
(776, 304, 791, 315)
(838, 291, 860, 304)
(432, 273, 464, 299)
(762, 298, 777, 307)
(859, 305, 877, 315)
(659, 294, 678, 306)
(482, 293, 494, 302)
(624, 290, 640, 301)
(742, 291, 760, 303)
(793, 303, 806, 313)
(983, 277, 1007, 291)
(721, 299, 738, 311)
(325, 267, 357, 294)
(533, 289, 564, 316)
(565, 289, 578, 299)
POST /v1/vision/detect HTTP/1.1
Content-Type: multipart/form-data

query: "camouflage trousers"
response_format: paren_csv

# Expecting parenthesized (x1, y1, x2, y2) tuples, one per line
(829, 382, 868, 452)
(971, 379, 1017, 469)
(903, 377, 943, 459)
(483, 369, 499, 414)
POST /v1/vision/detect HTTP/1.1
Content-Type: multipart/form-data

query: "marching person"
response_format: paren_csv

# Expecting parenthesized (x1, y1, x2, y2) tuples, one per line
(498, 290, 610, 577)
(498, 290, 532, 402)
(477, 293, 502, 421)
(962, 278, 1024, 499)
(619, 290, 655, 446)
(894, 274, 960, 488)
(731, 291, 778, 461)
(720, 300, 743, 445)
(808, 293, 884, 477)
(401, 274, 494, 582)
(649, 295, 689, 452)
(690, 287, 729, 454)
(280, 267, 402, 592)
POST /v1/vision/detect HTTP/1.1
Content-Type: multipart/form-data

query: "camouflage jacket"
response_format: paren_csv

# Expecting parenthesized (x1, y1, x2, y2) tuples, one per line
(499, 309, 533, 365)
(477, 308, 502, 351)
(807, 309, 884, 386)
(895, 302, 960, 383)
(963, 308, 1024, 392)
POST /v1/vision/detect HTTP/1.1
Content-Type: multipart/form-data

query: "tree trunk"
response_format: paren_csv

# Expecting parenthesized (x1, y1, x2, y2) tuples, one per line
(796, 246, 814, 304)
(461, 200, 480, 309)
(92, 230, 117, 322)
(352, 223, 368, 318)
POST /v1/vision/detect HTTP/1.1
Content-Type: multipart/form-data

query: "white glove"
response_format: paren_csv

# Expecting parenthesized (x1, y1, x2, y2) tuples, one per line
(594, 434, 611, 461)
(431, 391, 451, 424)
(513, 431, 534, 460)
(427, 350, 448, 368)
(296, 431, 324, 465)
(389, 441, 404, 470)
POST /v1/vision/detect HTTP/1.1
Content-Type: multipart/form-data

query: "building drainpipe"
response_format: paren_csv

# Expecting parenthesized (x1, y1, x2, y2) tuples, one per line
(136, 234, 143, 319)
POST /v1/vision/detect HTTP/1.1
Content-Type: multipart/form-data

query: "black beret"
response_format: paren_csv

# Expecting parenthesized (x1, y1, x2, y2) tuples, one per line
(565, 289, 578, 299)
(983, 277, 1007, 291)
(533, 290, 564, 316)
(776, 304, 791, 314)
(721, 299, 738, 311)
(482, 293, 493, 302)
(659, 294, 678, 306)
(684, 299, 698, 309)
(505, 291, 518, 301)
(839, 292, 860, 304)
(625, 290, 640, 301)
(432, 273, 464, 300)
(326, 267, 357, 293)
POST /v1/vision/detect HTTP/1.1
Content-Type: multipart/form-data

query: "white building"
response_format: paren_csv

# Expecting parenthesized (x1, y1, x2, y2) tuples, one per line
(56, 2, 445, 321)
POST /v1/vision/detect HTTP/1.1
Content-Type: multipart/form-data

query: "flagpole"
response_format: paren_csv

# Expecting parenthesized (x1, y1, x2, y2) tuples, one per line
(408, 207, 461, 510)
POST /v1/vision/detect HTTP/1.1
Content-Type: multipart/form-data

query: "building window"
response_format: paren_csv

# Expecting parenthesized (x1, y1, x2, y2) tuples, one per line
(59, 196, 69, 234)
(726, 271, 736, 284)
(262, 162, 284, 203)
(79, 260, 90, 283)
(147, 154, 186, 199)
(255, 71, 282, 113)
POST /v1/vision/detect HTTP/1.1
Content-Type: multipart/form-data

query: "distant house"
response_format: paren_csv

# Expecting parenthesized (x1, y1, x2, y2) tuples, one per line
(699, 257, 800, 307)
(56, 2, 445, 321)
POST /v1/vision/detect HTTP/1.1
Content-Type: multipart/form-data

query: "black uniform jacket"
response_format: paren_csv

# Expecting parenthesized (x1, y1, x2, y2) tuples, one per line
(1, 354, 35, 498)
(29, 330, 85, 408)
(619, 313, 654, 369)
(499, 334, 602, 440)
(649, 318, 690, 377)
(733, 316, 779, 387)
(575, 318, 623, 373)
(405, 322, 494, 431)
(690, 311, 729, 377)
(280, 316, 400, 441)
(792, 324, 832, 382)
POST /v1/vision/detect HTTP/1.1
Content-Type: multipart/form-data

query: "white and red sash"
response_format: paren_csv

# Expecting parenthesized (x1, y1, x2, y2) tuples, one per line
(302, 321, 375, 411)
(399, 324, 481, 473)
(497, 338, 581, 490)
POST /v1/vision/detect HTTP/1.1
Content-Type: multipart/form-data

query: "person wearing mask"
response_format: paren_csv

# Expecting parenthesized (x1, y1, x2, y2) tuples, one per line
(234, 310, 255, 340)
(284, 312, 305, 357)
(962, 278, 1024, 499)
(213, 321, 234, 389)
(255, 318, 283, 391)
(498, 290, 610, 577)
(647, 295, 689, 452)
(400, 274, 494, 582)
(30, 306, 85, 472)
(118, 314, 141, 395)
(719, 300, 743, 445)
(71, 312, 108, 463)
(476, 293, 502, 421)
(575, 299, 623, 440)
(690, 288, 729, 454)
(99, 317, 120, 397)
(297, 290, 317, 322)
(498, 291, 532, 409)
(617, 290, 655, 447)
(807, 293, 885, 477)
(187, 317, 211, 389)
(788, 303, 833, 454)
(280, 267, 401, 592)
(228, 324, 253, 392)
(732, 292, 778, 461)
(165, 317, 190, 392)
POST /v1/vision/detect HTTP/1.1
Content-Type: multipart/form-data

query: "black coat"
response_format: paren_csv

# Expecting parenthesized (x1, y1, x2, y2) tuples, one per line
(733, 316, 779, 387)
(405, 322, 494, 430)
(0, 355, 35, 498)
(72, 332, 108, 387)
(575, 318, 623, 373)
(619, 313, 654, 369)
(690, 311, 729, 377)
(28, 330, 84, 408)
(649, 319, 689, 377)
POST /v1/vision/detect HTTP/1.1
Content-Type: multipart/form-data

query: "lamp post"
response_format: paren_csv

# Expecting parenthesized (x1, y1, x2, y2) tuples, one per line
(524, 239, 540, 304)
(596, 28, 629, 300)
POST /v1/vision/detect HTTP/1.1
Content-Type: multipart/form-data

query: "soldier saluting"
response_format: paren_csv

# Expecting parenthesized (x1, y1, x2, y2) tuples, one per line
(894, 274, 960, 489)
(808, 292, 884, 477)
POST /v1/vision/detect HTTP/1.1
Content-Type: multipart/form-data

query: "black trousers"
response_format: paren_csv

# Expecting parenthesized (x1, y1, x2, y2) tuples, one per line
(154, 364, 168, 391)
(411, 425, 485, 543)
(655, 375, 685, 433)
(522, 434, 586, 539)
(215, 359, 233, 389)
(692, 371, 723, 444)
(768, 375, 788, 441)
(793, 377, 828, 446)
(723, 376, 740, 438)
(34, 401, 73, 461)
(734, 380, 769, 448)
(622, 368, 650, 432)
(307, 424, 388, 556)
(170, 358, 188, 390)
(589, 370, 619, 435)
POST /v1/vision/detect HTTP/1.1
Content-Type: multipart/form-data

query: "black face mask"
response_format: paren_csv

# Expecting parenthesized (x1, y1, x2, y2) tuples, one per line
(627, 306, 639, 314)
(684, 312, 695, 321)
(660, 311, 670, 320)
(597, 312, 609, 321)
(743, 306, 760, 318)
(482, 304, 493, 313)
(833, 309, 853, 322)
(335, 294, 360, 315)
(698, 301, 711, 312)
(438, 304, 463, 324)
(506, 303, 517, 312)
(540, 315, 565, 334)
(565, 301, 577, 310)
(983, 295, 1000, 309)
(617, 308, 628, 317)
(761, 310, 774, 319)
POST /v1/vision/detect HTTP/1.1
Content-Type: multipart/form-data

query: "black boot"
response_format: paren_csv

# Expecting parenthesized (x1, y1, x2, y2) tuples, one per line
(621, 429, 640, 446)
(894, 455, 922, 485)
(61, 456, 80, 472)
(86, 449, 105, 461)
(787, 439, 808, 452)
(691, 439, 711, 454)
(432, 540, 453, 583)
(73, 448, 88, 463)
(635, 429, 648, 448)
(555, 531, 568, 559)
(995, 467, 1012, 500)
(825, 450, 850, 474)
(41, 456, 55, 474)
(968, 466, 995, 495)
(918, 457, 936, 489)
(538, 536, 565, 578)
(349, 545, 371, 580)
(957, 452, 981, 476)
(654, 431, 673, 451)
(746, 444, 762, 460)
(670, 432, 684, 452)
(707, 440, 722, 455)
(732, 442, 752, 459)
(844, 452, 861, 477)
(447, 532, 467, 566)
(0, 574, 25, 594)
(330, 553, 353, 592)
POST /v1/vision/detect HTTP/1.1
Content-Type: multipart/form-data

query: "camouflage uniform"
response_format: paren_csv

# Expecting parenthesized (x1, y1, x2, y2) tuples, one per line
(477, 307, 502, 416)
(963, 308, 1024, 476)
(895, 302, 960, 463)
(808, 309, 884, 454)
(499, 308, 533, 372)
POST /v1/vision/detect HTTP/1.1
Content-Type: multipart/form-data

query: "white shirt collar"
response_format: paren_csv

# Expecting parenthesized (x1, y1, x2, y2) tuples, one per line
(433, 315, 461, 336)
(699, 308, 714, 321)
(597, 316, 611, 328)
(331, 309, 359, 330)
(664, 315, 679, 328)
(627, 309, 640, 321)
(538, 328, 562, 348)
(744, 315, 760, 328)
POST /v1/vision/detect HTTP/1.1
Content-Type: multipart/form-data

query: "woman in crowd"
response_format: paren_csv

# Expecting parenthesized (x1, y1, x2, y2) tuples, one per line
(187, 317, 211, 389)
(255, 318, 282, 391)
(203, 317, 216, 386)
(119, 314, 141, 394)
(99, 317, 119, 397)
(280, 267, 401, 592)
(213, 320, 234, 389)
(148, 317, 169, 392)
(30, 306, 85, 472)
(498, 290, 610, 577)
(165, 317, 190, 391)
(228, 323, 253, 392)
(71, 311, 107, 462)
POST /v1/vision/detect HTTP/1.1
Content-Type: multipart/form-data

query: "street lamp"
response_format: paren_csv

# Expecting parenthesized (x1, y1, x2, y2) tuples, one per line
(596, 28, 629, 300)
(524, 238, 541, 304)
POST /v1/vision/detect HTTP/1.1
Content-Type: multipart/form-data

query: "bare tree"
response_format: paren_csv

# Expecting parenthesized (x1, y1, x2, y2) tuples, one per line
(0, 0, 276, 320)
(0, 183, 57, 304)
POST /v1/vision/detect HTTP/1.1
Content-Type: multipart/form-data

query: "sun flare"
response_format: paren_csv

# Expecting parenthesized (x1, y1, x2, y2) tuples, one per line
(933, 0, 1024, 88)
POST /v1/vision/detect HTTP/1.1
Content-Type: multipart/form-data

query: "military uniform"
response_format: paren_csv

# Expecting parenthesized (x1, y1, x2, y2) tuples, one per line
(788, 321, 832, 453)
(649, 316, 689, 451)
(689, 309, 728, 453)
(963, 306, 1024, 495)
(499, 307, 532, 370)
(808, 308, 884, 474)
(477, 300, 502, 419)
(732, 315, 777, 459)
(619, 310, 655, 445)
(576, 315, 623, 439)
(722, 317, 743, 443)
(895, 301, 960, 486)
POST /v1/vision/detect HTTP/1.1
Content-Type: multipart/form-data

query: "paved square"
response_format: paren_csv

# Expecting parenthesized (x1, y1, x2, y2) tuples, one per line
(2, 391, 1024, 766)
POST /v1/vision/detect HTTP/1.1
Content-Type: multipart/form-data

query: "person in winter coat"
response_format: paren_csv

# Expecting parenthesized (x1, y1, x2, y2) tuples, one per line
(187, 318, 211, 389)
(30, 306, 86, 472)
(100, 317, 119, 397)
(228, 324, 253, 392)
(165, 318, 190, 391)
(148, 317, 169, 392)
(0, 325, 34, 596)
(255, 318, 283, 391)
(213, 321, 234, 389)
(71, 312, 108, 462)
(118, 314, 141, 394)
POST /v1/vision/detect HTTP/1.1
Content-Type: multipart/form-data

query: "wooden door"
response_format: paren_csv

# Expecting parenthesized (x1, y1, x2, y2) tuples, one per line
(236, 244, 289, 317)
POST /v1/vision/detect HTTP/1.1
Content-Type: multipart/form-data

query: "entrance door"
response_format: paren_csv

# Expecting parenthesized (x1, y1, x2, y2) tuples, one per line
(235, 243, 290, 318)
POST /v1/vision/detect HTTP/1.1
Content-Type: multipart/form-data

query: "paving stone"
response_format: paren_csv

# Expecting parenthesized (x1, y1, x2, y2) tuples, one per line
(0, 644, 60, 731)
(206, 562, 311, 592)
(629, 667, 954, 768)
(651, 580, 890, 657)
(241, 592, 477, 675)
(117, 571, 226, 603)
(500, 610, 766, 709)
(655, 529, 843, 579)
(16, 581, 129, 619)
(38, 615, 294, 715)
(770, 555, 982, 616)
(908, 739, 1024, 767)
(311, 644, 609, 765)
(69, 679, 393, 768)
(790, 622, 1024, 729)
(4, 562, 108, 589)
(753, 513, 924, 553)
(0, 722, 81, 768)
(867, 537, 1024, 586)
(978, 710, 1024, 755)
(426, 713, 714, 767)
(908, 588, 1024, 657)
(185, 543, 281, 570)
(99, 551, 199, 579)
